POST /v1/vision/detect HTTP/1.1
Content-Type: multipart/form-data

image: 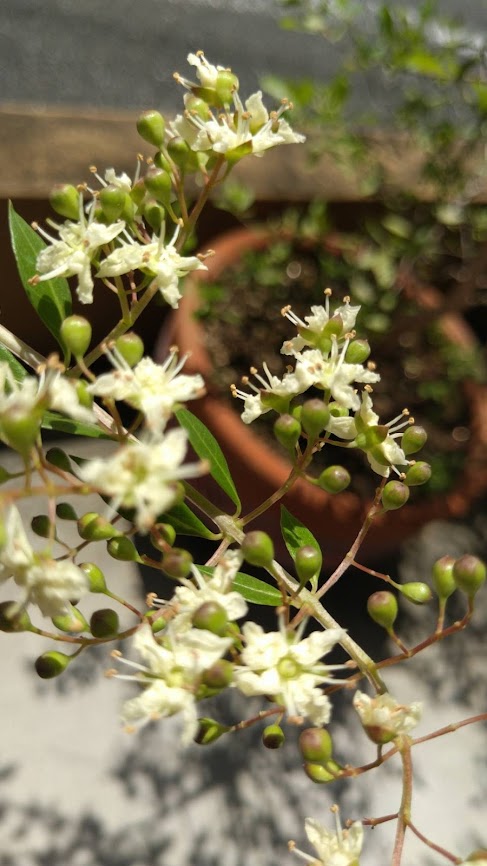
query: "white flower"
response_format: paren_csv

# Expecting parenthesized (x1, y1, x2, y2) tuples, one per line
(77, 429, 206, 532)
(36, 214, 125, 304)
(281, 297, 361, 356)
(230, 362, 312, 424)
(290, 812, 363, 866)
(233, 621, 346, 725)
(296, 344, 380, 412)
(0, 506, 88, 618)
(88, 348, 205, 433)
(187, 50, 226, 89)
(97, 224, 206, 308)
(47, 373, 96, 424)
(115, 623, 231, 741)
(352, 392, 409, 477)
(353, 690, 422, 744)
(168, 550, 247, 630)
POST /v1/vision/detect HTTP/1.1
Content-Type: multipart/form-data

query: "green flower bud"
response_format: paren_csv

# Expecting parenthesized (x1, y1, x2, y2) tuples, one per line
(192, 601, 228, 636)
(161, 548, 193, 579)
(150, 522, 177, 551)
(194, 717, 229, 745)
(317, 465, 351, 494)
(262, 723, 285, 749)
(31, 514, 53, 538)
(185, 95, 211, 120)
(381, 481, 410, 511)
(46, 447, 72, 472)
(401, 425, 427, 455)
(99, 184, 127, 221)
(0, 407, 42, 454)
(56, 502, 78, 521)
(52, 605, 89, 634)
(345, 339, 371, 364)
(167, 136, 193, 171)
(143, 198, 165, 234)
(90, 608, 120, 638)
(77, 513, 120, 541)
(148, 612, 167, 634)
(153, 150, 172, 171)
(404, 461, 432, 487)
(114, 332, 145, 368)
(60, 315, 92, 358)
(400, 582, 433, 604)
(202, 658, 234, 689)
(273, 414, 301, 452)
(298, 727, 333, 764)
(49, 183, 80, 220)
(241, 531, 274, 568)
(79, 561, 107, 593)
(215, 69, 239, 106)
(295, 545, 322, 587)
(367, 591, 398, 629)
(0, 601, 32, 632)
(300, 399, 330, 438)
(136, 109, 166, 147)
(130, 178, 147, 207)
(453, 555, 486, 598)
(431, 555, 457, 600)
(303, 761, 340, 784)
(107, 536, 140, 562)
(144, 168, 172, 205)
(322, 314, 343, 338)
(35, 650, 71, 678)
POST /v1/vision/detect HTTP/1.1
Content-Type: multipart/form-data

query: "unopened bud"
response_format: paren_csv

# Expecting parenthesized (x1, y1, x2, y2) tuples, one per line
(79, 561, 107, 593)
(52, 605, 89, 633)
(35, 650, 71, 678)
(299, 727, 333, 764)
(150, 522, 177, 551)
(262, 723, 285, 749)
(215, 70, 239, 106)
(404, 461, 431, 487)
(367, 591, 398, 629)
(56, 502, 78, 521)
(60, 315, 92, 357)
(345, 339, 371, 364)
(273, 414, 301, 451)
(99, 185, 127, 221)
(0, 601, 32, 632)
(31, 514, 53, 538)
(90, 608, 119, 638)
(49, 184, 80, 220)
(107, 536, 140, 562)
(194, 717, 229, 745)
(167, 136, 193, 171)
(317, 465, 351, 494)
(161, 548, 193, 579)
(77, 512, 120, 541)
(192, 601, 228, 636)
(300, 399, 330, 438)
(202, 659, 234, 689)
(303, 760, 341, 784)
(431, 555, 456, 600)
(143, 198, 165, 233)
(401, 425, 427, 455)
(136, 110, 166, 147)
(453, 555, 486, 598)
(114, 332, 145, 367)
(0, 406, 42, 454)
(144, 168, 172, 205)
(295, 546, 322, 588)
(241, 531, 274, 568)
(381, 481, 410, 511)
(46, 447, 72, 472)
(400, 582, 433, 604)
(185, 95, 211, 120)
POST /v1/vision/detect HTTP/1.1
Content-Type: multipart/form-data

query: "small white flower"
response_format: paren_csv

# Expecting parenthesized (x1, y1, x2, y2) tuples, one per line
(281, 297, 361, 356)
(233, 621, 346, 725)
(88, 348, 205, 433)
(115, 623, 231, 741)
(0, 506, 88, 618)
(168, 550, 247, 631)
(290, 812, 363, 866)
(36, 213, 125, 304)
(230, 362, 312, 424)
(187, 50, 226, 89)
(296, 344, 380, 412)
(77, 429, 206, 532)
(97, 224, 206, 308)
(353, 392, 409, 477)
(353, 690, 422, 744)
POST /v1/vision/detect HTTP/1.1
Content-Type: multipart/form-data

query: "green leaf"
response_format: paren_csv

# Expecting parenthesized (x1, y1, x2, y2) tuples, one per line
(163, 502, 216, 539)
(0, 345, 28, 382)
(175, 408, 240, 510)
(198, 565, 281, 606)
(42, 411, 113, 439)
(8, 202, 72, 343)
(280, 505, 321, 560)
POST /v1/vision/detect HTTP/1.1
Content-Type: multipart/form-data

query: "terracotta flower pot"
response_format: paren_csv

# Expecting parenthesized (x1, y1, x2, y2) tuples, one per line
(157, 226, 487, 567)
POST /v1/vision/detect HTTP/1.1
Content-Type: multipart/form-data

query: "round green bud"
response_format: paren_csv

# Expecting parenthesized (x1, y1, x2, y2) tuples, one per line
(345, 339, 371, 364)
(404, 461, 432, 487)
(400, 582, 433, 604)
(60, 315, 92, 358)
(114, 332, 145, 368)
(317, 465, 351, 494)
(56, 502, 78, 521)
(167, 136, 193, 170)
(185, 95, 211, 120)
(46, 447, 72, 472)
(143, 198, 165, 234)
(241, 531, 274, 568)
(79, 561, 107, 593)
(130, 177, 147, 207)
(303, 762, 336, 784)
(453, 555, 486, 598)
(273, 414, 301, 451)
(295, 546, 322, 585)
(52, 605, 89, 634)
(192, 601, 228, 636)
(194, 717, 229, 745)
(107, 536, 140, 562)
(148, 612, 168, 634)
(99, 184, 127, 221)
(35, 650, 71, 679)
(0, 601, 32, 632)
(322, 314, 344, 338)
(153, 150, 172, 171)
(367, 591, 398, 629)
(31, 514, 53, 538)
(49, 183, 80, 220)
(77, 513, 119, 541)
(0, 407, 42, 454)
(150, 522, 177, 551)
(298, 727, 333, 764)
(201, 658, 234, 689)
(161, 548, 193, 579)
(300, 399, 330, 438)
(144, 168, 172, 205)
(431, 555, 457, 600)
(401, 425, 428, 456)
(381, 481, 410, 511)
(215, 69, 239, 106)
(90, 608, 120, 638)
(262, 724, 285, 750)
(136, 109, 166, 147)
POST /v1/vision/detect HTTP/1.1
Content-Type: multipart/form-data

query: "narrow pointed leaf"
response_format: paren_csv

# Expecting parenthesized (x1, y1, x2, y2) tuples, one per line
(0, 345, 28, 382)
(42, 411, 113, 439)
(163, 502, 216, 539)
(175, 408, 240, 509)
(280, 505, 321, 559)
(198, 565, 281, 606)
(8, 202, 72, 343)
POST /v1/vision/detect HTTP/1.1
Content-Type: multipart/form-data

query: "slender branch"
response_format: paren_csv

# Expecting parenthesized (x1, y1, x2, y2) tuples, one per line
(392, 737, 413, 866)
(408, 822, 459, 863)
